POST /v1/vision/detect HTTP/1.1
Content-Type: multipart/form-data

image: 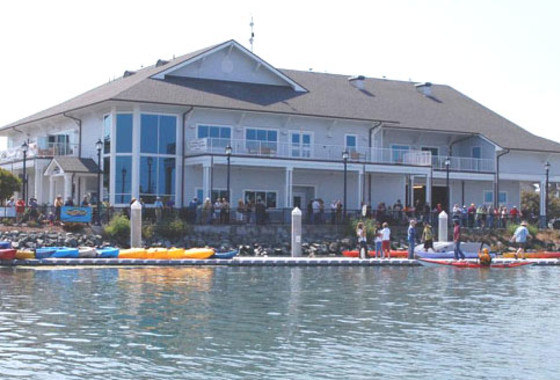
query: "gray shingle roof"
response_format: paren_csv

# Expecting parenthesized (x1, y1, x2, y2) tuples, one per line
(2, 40, 559, 153)
(52, 157, 99, 173)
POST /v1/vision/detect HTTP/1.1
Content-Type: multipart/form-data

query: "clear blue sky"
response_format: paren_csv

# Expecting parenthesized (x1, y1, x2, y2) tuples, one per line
(1, 0, 559, 149)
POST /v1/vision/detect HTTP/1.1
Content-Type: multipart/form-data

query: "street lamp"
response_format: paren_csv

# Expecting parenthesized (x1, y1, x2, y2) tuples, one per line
(342, 150, 349, 221)
(225, 144, 232, 202)
(95, 139, 103, 225)
(21, 141, 28, 204)
(444, 157, 451, 214)
(545, 161, 550, 227)
(121, 167, 127, 203)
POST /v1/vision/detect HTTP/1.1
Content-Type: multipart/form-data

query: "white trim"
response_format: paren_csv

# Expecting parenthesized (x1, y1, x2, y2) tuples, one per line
(152, 40, 307, 92)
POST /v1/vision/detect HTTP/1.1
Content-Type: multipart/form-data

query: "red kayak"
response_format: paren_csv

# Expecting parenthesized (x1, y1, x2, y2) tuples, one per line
(342, 250, 408, 258)
(418, 258, 534, 268)
(0, 249, 17, 260)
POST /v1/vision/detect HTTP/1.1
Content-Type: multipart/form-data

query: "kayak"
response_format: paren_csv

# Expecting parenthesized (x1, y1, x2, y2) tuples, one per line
(0, 249, 17, 260)
(119, 248, 149, 259)
(146, 247, 188, 259)
(418, 258, 534, 268)
(36, 247, 60, 259)
(342, 250, 408, 258)
(502, 251, 560, 259)
(15, 250, 35, 259)
(0, 241, 11, 249)
(97, 247, 119, 258)
(416, 250, 496, 259)
(212, 249, 239, 259)
(78, 247, 97, 258)
(182, 248, 215, 259)
(51, 248, 79, 258)
(118, 248, 214, 259)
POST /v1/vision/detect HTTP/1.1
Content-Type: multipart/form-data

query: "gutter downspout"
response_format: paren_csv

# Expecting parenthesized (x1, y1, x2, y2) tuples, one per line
(368, 122, 383, 203)
(181, 107, 194, 208)
(63, 113, 82, 157)
(495, 149, 510, 209)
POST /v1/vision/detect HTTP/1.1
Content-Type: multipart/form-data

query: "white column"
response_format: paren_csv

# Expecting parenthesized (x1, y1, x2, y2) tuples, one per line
(203, 163, 211, 199)
(63, 173, 73, 202)
(409, 175, 415, 207)
(34, 167, 43, 203)
(176, 114, 184, 207)
(425, 173, 432, 205)
(49, 176, 55, 205)
(357, 167, 364, 207)
(131, 106, 141, 201)
(540, 179, 547, 219)
(285, 167, 293, 208)
(109, 106, 116, 206)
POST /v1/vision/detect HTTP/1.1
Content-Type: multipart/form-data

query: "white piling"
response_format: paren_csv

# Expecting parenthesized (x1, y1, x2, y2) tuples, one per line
(438, 211, 449, 242)
(291, 207, 302, 257)
(130, 200, 142, 248)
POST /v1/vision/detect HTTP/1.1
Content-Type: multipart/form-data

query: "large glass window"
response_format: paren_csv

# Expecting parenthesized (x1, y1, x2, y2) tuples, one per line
(244, 190, 277, 208)
(116, 114, 133, 153)
(291, 132, 311, 158)
(103, 115, 112, 154)
(139, 157, 175, 203)
(141, 114, 177, 154)
(115, 156, 132, 204)
(246, 128, 277, 153)
(198, 125, 231, 149)
(103, 157, 110, 201)
(484, 191, 507, 204)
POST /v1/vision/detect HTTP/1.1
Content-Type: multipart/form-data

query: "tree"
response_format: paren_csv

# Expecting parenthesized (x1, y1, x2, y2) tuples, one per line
(521, 189, 560, 219)
(0, 168, 21, 204)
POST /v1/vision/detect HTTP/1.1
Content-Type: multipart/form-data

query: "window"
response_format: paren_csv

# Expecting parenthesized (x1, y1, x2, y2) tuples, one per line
(244, 190, 277, 208)
(103, 156, 110, 201)
(48, 134, 71, 155)
(139, 157, 176, 203)
(472, 146, 481, 171)
(345, 135, 357, 152)
(422, 147, 438, 166)
(291, 132, 312, 158)
(141, 114, 177, 154)
(392, 145, 410, 163)
(115, 156, 132, 204)
(116, 114, 133, 153)
(198, 125, 231, 149)
(484, 191, 507, 204)
(246, 128, 277, 153)
(103, 114, 112, 154)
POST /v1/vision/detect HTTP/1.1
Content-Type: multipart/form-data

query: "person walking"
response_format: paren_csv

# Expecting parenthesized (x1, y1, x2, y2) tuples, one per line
(453, 220, 466, 260)
(512, 220, 532, 259)
(356, 222, 368, 259)
(407, 219, 417, 260)
(380, 222, 391, 259)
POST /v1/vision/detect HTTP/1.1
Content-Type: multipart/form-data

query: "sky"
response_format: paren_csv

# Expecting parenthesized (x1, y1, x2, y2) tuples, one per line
(1, 0, 559, 150)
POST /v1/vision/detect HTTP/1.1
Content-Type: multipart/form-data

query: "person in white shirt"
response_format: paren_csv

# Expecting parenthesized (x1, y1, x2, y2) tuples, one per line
(380, 222, 391, 259)
(356, 222, 368, 259)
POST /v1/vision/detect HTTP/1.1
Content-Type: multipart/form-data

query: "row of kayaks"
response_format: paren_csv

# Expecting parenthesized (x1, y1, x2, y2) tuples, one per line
(417, 258, 534, 269)
(0, 244, 238, 261)
(342, 249, 560, 259)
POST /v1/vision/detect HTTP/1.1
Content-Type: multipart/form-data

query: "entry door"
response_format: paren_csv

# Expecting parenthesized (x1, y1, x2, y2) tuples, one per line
(293, 191, 306, 210)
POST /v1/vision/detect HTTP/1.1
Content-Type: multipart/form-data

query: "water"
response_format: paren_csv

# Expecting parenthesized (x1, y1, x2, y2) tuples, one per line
(0, 265, 559, 379)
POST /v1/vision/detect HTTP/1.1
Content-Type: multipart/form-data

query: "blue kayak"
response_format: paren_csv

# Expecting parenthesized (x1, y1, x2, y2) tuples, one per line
(0, 241, 11, 249)
(36, 247, 61, 259)
(51, 248, 79, 258)
(212, 249, 239, 259)
(97, 247, 119, 258)
(416, 250, 496, 259)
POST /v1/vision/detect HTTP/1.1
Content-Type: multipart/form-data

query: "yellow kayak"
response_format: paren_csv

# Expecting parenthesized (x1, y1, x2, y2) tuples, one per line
(182, 248, 214, 259)
(119, 248, 151, 259)
(16, 250, 35, 259)
(146, 247, 187, 259)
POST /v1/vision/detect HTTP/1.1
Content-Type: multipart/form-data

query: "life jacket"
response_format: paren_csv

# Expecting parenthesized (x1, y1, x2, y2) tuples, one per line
(478, 248, 492, 266)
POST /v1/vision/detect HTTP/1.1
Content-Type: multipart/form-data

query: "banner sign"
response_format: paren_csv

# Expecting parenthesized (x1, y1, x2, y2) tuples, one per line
(0, 207, 16, 218)
(61, 206, 92, 223)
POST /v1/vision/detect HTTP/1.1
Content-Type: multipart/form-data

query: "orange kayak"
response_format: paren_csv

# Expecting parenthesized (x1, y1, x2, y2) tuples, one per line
(342, 249, 408, 258)
(502, 251, 560, 259)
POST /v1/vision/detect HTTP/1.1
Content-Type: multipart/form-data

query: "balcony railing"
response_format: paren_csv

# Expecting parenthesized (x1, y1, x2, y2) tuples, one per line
(0, 142, 78, 163)
(186, 138, 494, 172)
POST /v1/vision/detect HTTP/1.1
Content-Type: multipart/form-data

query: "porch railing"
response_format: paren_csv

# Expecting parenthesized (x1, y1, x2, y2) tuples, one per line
(0, 142, 78, 163)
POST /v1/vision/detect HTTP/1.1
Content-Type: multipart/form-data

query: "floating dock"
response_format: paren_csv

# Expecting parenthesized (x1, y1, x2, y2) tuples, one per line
(2, 257, 559, 267)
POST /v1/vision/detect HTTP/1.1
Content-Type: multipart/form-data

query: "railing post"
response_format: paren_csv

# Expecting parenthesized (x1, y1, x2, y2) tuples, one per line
(130, 200, 142, 248)
(291, 207, 302, 257)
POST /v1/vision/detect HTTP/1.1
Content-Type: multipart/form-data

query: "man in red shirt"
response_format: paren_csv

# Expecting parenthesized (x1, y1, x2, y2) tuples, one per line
(509, 206, 520, 224)
(15, 198, 25, 224)
(453, 220, 465, 260)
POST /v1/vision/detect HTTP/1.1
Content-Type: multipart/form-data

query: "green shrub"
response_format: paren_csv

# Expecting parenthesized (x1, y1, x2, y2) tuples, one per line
(142, 224, 155, 240)
(1, 218, 13, 226)
(104, 214, 130, 244)
(155, 218, 191, 240)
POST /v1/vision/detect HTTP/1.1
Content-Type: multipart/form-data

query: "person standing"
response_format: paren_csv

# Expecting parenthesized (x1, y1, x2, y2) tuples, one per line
(421, 223, 434, 252)
(15, 198, 25, 224)
(453, 220, 466, 260)
(374, 222, 382, 258)
(512, 220, 532, 259)
(380, 222, 391, 259)
(54, 195, 63, 222)
(407, 219, 417, 260)
(356, 222, 368, 259)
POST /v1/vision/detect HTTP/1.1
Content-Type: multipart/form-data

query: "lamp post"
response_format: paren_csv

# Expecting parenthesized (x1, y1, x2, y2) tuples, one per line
(225, 144, 232, 202)
(444, 157, 451, 214)
(545, 161, 550, 227)
(121, 168, 127, 203)
(21, 141, 28, 204)
(95, 139, 103, 225)
(342, 150, 349, 221)
(147, 157, 153, 193)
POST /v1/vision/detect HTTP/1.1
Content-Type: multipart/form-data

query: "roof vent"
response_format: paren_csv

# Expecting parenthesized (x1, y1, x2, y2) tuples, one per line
(156, 59, 169, 67)
(123, 70, 136, 78)
(348, 75, 366, 90)
(415, 82, 432, 96)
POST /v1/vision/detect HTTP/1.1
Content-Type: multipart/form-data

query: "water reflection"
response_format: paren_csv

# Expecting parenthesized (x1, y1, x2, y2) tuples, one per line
(0, 266, 559, 379)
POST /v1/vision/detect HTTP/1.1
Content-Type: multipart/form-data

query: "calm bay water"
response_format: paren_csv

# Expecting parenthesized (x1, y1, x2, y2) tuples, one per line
(0, 264, 558, 379)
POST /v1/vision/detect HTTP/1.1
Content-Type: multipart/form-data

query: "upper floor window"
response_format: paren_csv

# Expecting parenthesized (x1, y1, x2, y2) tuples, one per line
(198, 125, 231, 149)
(141, 114, 177, 154)
(246, 128, 277, 154)
(484, 190, 507, 205)
(345, 135, 357, 152)
(116, 114, 133, 153)
(291, 132, 311, 158)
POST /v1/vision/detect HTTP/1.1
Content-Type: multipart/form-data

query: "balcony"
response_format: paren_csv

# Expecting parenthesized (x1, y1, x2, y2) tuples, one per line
(187, 138, 495, 173)
(0, 142, 78, 163)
